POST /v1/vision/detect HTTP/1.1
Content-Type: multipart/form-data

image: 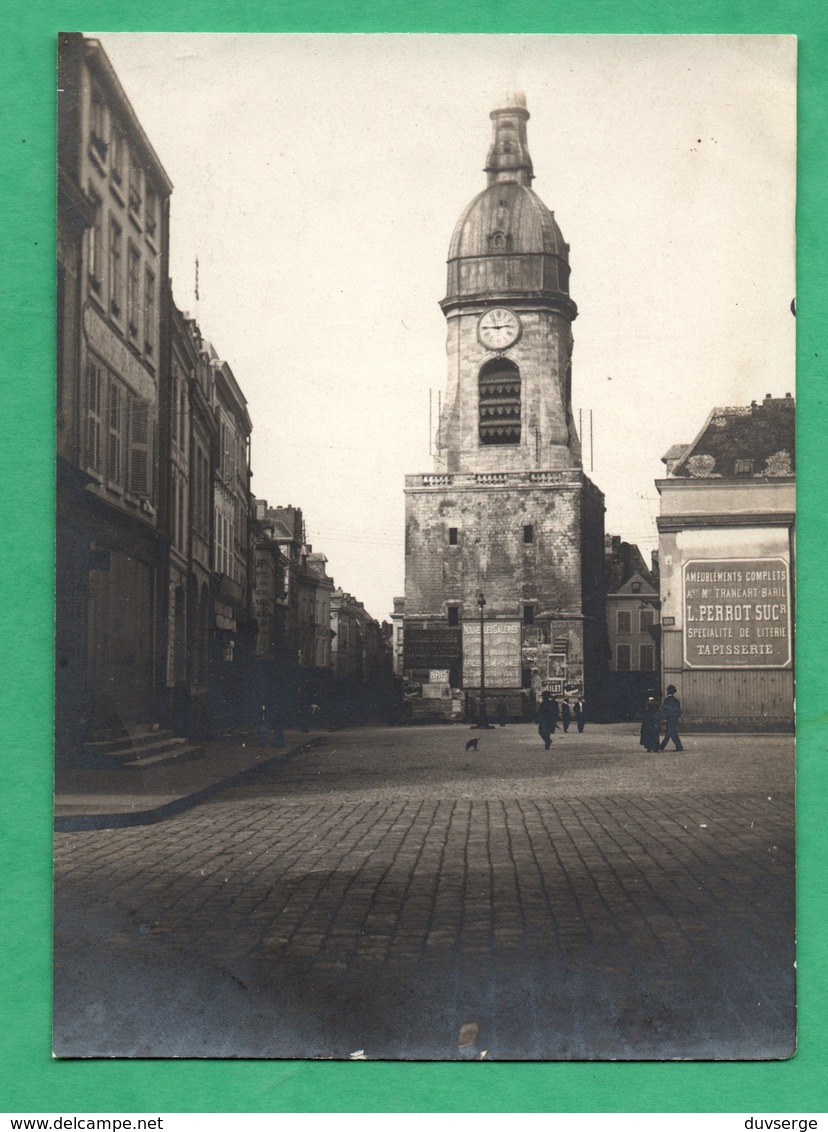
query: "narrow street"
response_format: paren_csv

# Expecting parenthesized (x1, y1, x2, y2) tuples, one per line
(54, 724, 795, 1061)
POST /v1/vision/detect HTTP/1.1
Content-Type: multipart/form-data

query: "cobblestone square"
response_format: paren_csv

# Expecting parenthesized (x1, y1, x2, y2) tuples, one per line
(53, 724, 795, 1061)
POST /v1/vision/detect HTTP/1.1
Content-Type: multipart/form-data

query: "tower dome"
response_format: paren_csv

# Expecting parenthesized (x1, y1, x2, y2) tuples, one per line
(442, 97, 576, 314)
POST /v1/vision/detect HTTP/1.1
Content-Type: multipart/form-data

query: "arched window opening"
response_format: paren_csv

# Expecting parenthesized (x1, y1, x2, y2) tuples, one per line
(479, 358, 521, 445)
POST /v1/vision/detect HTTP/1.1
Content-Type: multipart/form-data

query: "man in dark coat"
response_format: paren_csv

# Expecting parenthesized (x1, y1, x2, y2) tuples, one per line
(573, 698, 586, 733)
(561, 700, 571, 733)
(660, 684, 684, 751)
(537, 692, 557, 750)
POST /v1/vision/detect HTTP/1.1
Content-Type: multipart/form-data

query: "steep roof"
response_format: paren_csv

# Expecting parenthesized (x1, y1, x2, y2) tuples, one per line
(669, 394, 795, 478)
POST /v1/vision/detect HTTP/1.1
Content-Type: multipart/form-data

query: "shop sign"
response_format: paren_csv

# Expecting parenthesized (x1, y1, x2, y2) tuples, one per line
(683, 558, 791, 668)
(462, 620, 521, 688)
(84, 306, 156, 401)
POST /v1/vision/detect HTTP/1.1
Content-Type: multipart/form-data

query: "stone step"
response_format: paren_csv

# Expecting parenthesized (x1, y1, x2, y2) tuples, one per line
(82, 732, 203, 769)
(120, 743, 205, 769)
(85, 729, 176, 755)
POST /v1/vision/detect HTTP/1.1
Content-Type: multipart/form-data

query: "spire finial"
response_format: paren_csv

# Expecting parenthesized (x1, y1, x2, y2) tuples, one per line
(485, 94, 533, 186)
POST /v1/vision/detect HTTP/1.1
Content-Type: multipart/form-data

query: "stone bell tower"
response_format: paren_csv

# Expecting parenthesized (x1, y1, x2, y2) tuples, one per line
(436, 92, 581, 474)
(403, 93, 606, 719)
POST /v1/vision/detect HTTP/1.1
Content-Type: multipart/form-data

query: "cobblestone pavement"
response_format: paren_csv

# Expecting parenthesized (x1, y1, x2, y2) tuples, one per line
(53, 724, 795, 1061)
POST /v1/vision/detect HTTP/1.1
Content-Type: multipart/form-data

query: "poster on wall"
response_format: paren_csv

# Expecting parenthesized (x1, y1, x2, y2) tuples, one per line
(462, 620, 521, 687)
(683, 558, 791, 668)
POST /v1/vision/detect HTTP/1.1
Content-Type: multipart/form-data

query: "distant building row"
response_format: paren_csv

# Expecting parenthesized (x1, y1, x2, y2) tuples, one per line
(56, 35, 389, 763)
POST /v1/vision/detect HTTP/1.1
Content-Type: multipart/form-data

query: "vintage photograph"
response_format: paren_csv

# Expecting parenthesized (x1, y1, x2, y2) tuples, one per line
(54, 33, 796, 1059)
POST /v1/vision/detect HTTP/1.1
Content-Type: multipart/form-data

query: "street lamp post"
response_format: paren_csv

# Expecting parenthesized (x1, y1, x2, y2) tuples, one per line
(477, 591, 490, 729)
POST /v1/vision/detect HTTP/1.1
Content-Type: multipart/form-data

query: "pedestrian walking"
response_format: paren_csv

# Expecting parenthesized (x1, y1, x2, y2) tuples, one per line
(573, 698, 586, 733)
(561, 700, 571, 733)
(537, 691, 557, 750)
(660, 684, 684, 752)
(640, 688, 661, 753)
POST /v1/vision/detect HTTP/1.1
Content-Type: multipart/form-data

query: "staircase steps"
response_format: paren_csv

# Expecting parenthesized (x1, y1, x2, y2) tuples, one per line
(82, 729, 204, 770)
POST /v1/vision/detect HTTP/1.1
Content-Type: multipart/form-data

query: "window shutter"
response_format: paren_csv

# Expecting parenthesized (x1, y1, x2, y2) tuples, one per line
(129, 397, 150, 497)
(86, 361, 102, 472)
(107, 380, 122, 484)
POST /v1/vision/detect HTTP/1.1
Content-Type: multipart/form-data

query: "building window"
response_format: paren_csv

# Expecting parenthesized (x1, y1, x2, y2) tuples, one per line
(88, 191, 103, 291)
(89, 87, 107, 159)
(640, 608, 655, 633)
(523, 604, 535, 626)
(479, 357, 521, 445)
(86, 360, 103, 473)
(110, 127, 124, 185)
(640, 644, 656, 671)
(617, 610, 632, 634)
(523, 524, 534, 544)
(145, 186, 157, 240)
(448, 527, 458, 545)
(178, 479, 186, 553)
(617, 644, 632, 672)
(447, 606, 459, 627)
(179, 387, 187, 448)
(144, 268, 155, 355)
(128, 157, 142, 216)
(128, 396, 150, 497)
(108, 219, 122, 317)
(127, 243, 140, 338)
(107, 378, 123, 485)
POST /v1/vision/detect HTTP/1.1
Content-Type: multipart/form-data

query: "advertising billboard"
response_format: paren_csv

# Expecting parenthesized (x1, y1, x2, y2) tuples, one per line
(683, 558, 791, 668)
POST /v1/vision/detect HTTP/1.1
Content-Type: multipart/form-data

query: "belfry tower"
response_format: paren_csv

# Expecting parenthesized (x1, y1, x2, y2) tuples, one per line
(402, 94, 606, 718)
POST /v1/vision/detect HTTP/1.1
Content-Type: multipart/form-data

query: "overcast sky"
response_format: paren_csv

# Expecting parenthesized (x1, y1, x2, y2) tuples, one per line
(93, 33, 796, 622)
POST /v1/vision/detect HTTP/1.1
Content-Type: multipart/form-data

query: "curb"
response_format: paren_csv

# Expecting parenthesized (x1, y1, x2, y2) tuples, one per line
(54, 737, 324, 833)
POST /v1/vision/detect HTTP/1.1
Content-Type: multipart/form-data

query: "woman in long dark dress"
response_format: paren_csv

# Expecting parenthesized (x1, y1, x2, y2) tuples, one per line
(639, 689, 661, 753)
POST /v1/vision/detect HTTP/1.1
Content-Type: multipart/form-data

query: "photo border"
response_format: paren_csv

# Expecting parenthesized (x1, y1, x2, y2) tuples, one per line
(2, 0, 826, 1114)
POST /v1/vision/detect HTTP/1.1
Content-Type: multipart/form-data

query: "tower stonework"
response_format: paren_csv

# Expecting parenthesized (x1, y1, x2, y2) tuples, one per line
(403, 94, 606, 716)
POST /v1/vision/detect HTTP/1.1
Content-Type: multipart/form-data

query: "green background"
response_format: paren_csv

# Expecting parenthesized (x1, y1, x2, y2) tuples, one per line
(2, 0, 826, 1114)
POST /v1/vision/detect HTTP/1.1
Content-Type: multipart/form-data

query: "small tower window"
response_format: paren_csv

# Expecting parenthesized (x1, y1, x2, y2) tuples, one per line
(448, 527, 458, 545)
(447, 606, 460, 627)
(479, 358, 521, 446)
(523, 604, 535, 626)
(523, 524, 534, 544)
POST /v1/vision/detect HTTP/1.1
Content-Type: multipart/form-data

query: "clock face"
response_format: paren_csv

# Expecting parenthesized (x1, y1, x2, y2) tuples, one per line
(478, 307, 521, 350)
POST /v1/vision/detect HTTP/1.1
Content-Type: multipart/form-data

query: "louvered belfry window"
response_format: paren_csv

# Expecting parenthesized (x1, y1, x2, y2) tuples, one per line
(479, 358, 521, 445)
